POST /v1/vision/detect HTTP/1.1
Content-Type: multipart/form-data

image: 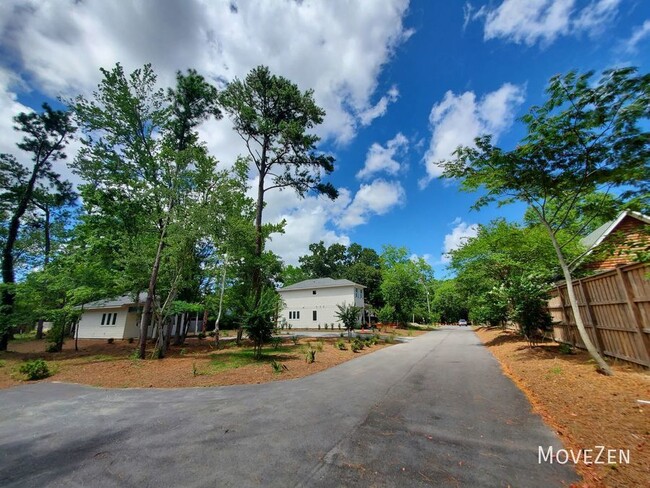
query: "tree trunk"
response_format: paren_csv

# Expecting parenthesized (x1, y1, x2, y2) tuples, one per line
(36, 319, 45, 340)
(252, 171, 265, 305)
(544, 221, 613, 375)
(138, 225, 168, 359)
(43, 204, 51, 267)
(173, 313, 183, 346)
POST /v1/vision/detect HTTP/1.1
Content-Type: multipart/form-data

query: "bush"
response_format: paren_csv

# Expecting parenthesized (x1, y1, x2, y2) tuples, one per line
(197, 332, 206, 340)
(271, 336, 282, 349)
(107, 338, 114, 344)
(352, 338, 364, 352)
(45, 343, 59, 353)
(317, 324, 321, 330)
(305, 349, 316, 363)
(19, 359, 51, 380)
(271, 360, 288, 373)
(384, 335, 395, 344)
(291, 335, 299, 345)
(313, 340, 324, 352)
(336, 338, 347, 351)
(127, 337, 134, 344)
(559, 342, 575, 355)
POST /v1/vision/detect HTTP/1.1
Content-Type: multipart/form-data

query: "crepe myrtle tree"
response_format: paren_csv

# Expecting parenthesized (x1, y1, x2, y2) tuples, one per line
(440, 67, 650, 376)
(336, 303, 362, 341)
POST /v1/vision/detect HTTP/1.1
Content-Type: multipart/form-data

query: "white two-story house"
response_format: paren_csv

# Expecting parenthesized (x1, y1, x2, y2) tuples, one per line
(277, 278, 365, 329)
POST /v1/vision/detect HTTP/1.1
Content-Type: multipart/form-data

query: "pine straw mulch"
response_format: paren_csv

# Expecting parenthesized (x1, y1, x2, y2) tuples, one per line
(0, 335, 391, 389)
(475, 327, 649, 488)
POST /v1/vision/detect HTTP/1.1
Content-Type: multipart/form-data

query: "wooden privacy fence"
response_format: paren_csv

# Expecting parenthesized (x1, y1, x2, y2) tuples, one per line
(547, 262, 650, 368)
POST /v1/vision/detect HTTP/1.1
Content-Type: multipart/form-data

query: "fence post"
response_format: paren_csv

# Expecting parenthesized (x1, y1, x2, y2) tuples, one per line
(579, 279, 605, 356)
(616, 267, 650, 365)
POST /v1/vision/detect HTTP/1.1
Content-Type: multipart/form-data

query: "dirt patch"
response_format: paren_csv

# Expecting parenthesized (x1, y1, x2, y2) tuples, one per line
(475, 327, 650, 488)
(0, 335, 391, 389)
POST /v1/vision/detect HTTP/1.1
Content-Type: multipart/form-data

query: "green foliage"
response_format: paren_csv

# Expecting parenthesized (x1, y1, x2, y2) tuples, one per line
(335, 303, 362, 338)
(271, 336, 282, 349)
(508, 275, 553, 340)
(380, 246, 433, 325)
(239, 288, 280, 359)
(271, 360, 287, 373)
(384, 334, 395, 344)
(351, 338, 364, 352)
(558, 343, 575, 355)
(19, 359, 51, 380)
(291, 335, 299, 345)
(377, 304, 396, 324)
(335, 338, 347, 350)
(305, 349, 316, 363)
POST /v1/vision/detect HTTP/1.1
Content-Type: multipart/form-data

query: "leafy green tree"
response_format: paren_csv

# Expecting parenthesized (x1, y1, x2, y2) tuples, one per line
(0, 104, 75, 350)
(441, 67, 650, 375)
(431, 280, 467, 324)
(240, 287, 280, 359)
(219, 66, 338, 303)
(72, 64, 224, 359)
(336, 302, 362, 340)
(379, 246, 433, 326)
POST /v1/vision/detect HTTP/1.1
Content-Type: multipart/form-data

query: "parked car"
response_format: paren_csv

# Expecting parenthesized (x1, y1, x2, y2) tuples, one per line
(458, 319, 468, 326)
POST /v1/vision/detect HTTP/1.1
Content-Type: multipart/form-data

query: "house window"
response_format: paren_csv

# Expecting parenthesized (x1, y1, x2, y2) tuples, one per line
(289, 311, 300, 320)
(101, 312, 117, 326)
(313, 311, 317, 321)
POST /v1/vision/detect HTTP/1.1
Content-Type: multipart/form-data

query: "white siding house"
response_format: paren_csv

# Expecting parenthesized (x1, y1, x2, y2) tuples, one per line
(77, 293, 147, 339)
(278, 278, 365, 329)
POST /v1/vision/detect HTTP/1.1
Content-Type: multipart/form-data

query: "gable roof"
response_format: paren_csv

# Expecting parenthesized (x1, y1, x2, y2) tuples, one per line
(82, 292, 148, 310)
(570, 210, 650, 270)
(279, 277, 365, 292)
(580, 210, 650, 251)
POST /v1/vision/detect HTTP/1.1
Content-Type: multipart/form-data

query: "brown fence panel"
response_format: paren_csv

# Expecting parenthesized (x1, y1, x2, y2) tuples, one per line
(548, 263, 650, 367)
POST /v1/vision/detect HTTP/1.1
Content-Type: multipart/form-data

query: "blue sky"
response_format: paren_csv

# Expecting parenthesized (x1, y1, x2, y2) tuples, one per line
(1, 0, 649, 277)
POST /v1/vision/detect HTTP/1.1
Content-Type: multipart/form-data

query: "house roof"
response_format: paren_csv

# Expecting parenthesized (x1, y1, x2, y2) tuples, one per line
(570, 210, 650, 270)
(82, 292, 148, 310)
(279, 277, 365, 292)
(580, 210, 650, 251)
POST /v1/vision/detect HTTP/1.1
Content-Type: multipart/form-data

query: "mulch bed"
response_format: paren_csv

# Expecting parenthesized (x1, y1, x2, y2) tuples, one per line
(475, 327, 649, 488)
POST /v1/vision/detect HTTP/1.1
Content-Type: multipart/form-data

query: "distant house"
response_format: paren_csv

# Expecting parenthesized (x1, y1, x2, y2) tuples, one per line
(576, 210, 649, 274)
(76, 293, 147, 339)
(277, 278, 366, 329)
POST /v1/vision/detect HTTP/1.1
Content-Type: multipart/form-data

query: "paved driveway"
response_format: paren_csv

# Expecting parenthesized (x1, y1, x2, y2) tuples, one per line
(0, 327, 578, 487)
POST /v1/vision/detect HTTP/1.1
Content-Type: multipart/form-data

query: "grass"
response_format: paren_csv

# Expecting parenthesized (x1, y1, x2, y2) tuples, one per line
(208, 345, 299, 373)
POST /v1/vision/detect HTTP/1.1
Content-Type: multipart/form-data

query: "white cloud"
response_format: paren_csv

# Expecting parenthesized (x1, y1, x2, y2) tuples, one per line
(357, 85, 400, 126)
(420, 83, 525, 186)
(0, 0, 411, 145)
(441, 218, 478, 262)
(0, 0, 412, 265)
(357, 132, 408, 180)
(624, 20, 650, 52)
(263, 188, 352, 266)
(476, 0, 620, 47)
(338, 179, 405, 229)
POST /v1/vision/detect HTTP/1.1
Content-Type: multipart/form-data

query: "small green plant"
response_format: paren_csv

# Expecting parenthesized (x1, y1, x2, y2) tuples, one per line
(45, 343, 59, 353)
(384, 335, 395, 344)
(558, 343, 574, 355)
(317, 324, 321, 330)
(151, 348, 164, 359)
(271, 336, 282, 349)
(351, 342, 361, 353)
(305, 349, 316, 363)
(107, 338, 114, 344)
(192, 362, 199, 377)
(271, 360, 288, 374)
(336, 338, 347, 351)
(0, 360, 5, 368)
(19, 359, 51, 380)
(180, 348, 187, 356)
(548, 366, 563, 376)
(207, 331, 216, 337)
(313, 340, 324, 352)
(197, 332, 206, 340)
(129, 350, 141, 361)
(291, 335, 299, 345)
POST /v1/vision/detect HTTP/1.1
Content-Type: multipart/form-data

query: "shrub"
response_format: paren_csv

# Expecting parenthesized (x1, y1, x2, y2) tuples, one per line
(351, 342, 361, 353)
(291, 335, 299, 345)
(317, 324, 321, 330)
(384, 335, 395, 344)
(19, 359, 51, 380)
(335, 339, 347, 351)
(107, 338, 114, 344)
(129, 350, 141, 361)
(305, 349, 316, 363)
(559, 343, 575, 355)
(0, 360, 5, 368)
(271, 337, 282, 349)
(180, 348, 187, 356)
(197, 332, 206, 340)
(271, 360, 288, 373)
(45, 343, 59, 353)
(338, 324, 341, 330)
(207, 331, 216, 337)
(313, 340, 324, 352)
(152, 347, 164, 359)
(127, 337, 134, 344)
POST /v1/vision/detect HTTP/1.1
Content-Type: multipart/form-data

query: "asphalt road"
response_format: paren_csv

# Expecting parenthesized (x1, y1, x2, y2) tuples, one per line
(0, 327, 578, 487)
